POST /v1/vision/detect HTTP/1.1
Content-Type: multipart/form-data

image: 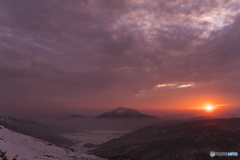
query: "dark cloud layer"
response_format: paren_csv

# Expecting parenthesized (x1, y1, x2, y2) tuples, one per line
(0, 0, 240, 116)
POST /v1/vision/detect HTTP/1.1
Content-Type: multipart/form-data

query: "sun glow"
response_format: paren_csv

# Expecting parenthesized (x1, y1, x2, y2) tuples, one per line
(191, 103, 218, 112)
(204, 105, 215, 112)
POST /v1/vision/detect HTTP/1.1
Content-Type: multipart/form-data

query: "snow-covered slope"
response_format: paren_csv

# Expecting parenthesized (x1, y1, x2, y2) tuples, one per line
(0, 125, 106, 160)
(0, 117, 75, 146)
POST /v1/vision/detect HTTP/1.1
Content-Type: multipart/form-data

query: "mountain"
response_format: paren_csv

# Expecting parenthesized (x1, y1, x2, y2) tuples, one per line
(0, 125, 106, 160)
(160, 113, 198, 120)
(0, 117, 75, 146)
(188, 116, 215, 121)
(31, 112, 90, 119)
(97, 107, 156, 118)
(91, 118, 240, 160)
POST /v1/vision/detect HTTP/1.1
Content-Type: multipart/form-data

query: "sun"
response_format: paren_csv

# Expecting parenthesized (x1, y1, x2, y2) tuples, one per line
(204, 105, 215, 112)
(190, 103, 218, 113)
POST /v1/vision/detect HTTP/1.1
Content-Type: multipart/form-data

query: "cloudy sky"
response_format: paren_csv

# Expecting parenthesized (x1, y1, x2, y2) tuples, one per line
(0, 0, 240, 116)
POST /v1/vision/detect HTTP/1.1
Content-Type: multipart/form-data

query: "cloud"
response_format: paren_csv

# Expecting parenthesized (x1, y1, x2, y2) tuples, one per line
(0, 0, 240, 114)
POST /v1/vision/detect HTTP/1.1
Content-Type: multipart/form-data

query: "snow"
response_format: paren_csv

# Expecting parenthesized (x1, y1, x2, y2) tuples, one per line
(111, 107, 142, 115)
(0, 126, 106, 160)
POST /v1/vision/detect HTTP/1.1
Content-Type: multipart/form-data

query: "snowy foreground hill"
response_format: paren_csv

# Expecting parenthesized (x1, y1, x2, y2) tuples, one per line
(0, 125, 106, 160)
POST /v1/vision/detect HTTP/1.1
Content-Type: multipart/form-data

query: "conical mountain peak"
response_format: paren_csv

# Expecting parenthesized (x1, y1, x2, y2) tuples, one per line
(97, 107, 155, 118)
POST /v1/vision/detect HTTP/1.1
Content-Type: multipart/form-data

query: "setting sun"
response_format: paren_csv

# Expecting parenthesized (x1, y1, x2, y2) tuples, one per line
(190, 103, 220, 113)
(204, 105, 215, 112)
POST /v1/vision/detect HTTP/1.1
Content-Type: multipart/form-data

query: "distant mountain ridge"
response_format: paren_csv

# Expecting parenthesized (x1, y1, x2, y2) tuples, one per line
(32, 112, 89, 119)
(97, 107, 156, 118)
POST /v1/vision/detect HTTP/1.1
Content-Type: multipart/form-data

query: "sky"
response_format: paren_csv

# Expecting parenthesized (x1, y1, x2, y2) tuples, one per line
(0, 0, 240, 117)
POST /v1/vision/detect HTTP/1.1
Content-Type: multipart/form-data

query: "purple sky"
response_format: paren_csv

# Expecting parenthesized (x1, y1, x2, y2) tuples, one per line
(0, 0, 240, 116)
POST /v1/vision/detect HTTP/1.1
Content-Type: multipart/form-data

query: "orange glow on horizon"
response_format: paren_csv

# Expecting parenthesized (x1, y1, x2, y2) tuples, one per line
(204, 104, 215, 112)
(190, 103, 218, 113)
